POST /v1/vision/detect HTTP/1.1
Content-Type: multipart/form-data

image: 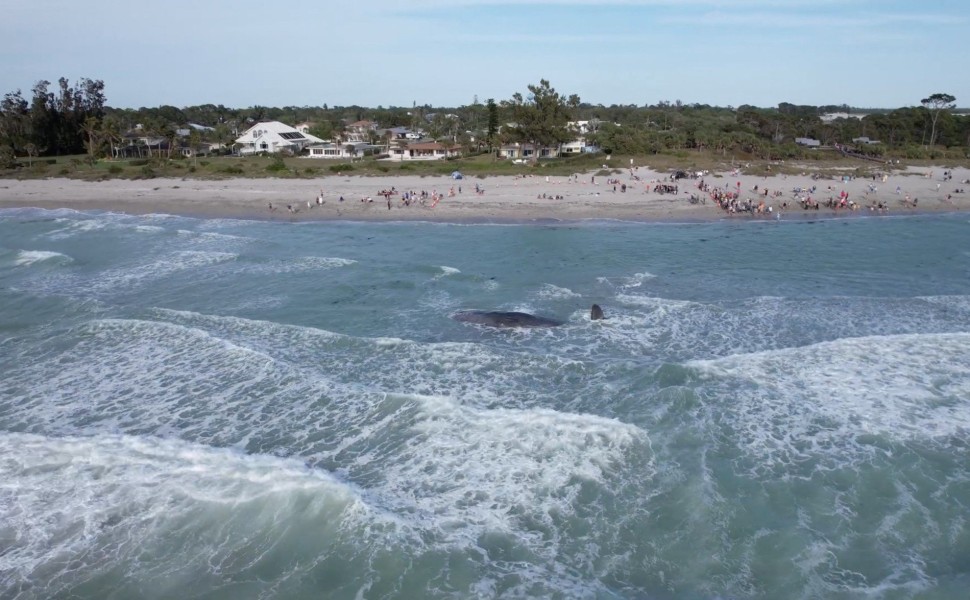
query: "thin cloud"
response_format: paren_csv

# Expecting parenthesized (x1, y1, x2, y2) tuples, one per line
(657, 10, 965, 29)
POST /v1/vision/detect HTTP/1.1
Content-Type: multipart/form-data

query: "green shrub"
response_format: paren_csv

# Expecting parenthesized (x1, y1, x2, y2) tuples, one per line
(108, 165, 124, 175)
(0, 146, 15, 169)
(59, 167, 70, 175)
(903, 146, 927, 160)
(219, 165, 244, 175)
(329, 163, 352, 173)
(129, 159, 148, 167)
(266, 157, 288, 172)
(140, 165, 156, 178)
(199, 160, 210, 167)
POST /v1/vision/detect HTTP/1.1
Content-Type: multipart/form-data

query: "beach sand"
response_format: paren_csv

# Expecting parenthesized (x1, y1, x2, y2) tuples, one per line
(2, 165, 968, 222)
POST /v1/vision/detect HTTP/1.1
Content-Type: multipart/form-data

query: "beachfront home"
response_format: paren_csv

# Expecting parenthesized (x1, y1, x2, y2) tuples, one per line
(235, 121, 324, 155)
(179, 141, 223, 158)
(559, 139, 584, 155)
(497, 143, 558, 160)
(112, 129, 168, 158)
(305, 141, 380, 160)
(852, 136, 881, 145)
(558, 120, 607, 155)
(795, 137, 821, 148)
(384, 141, 463, 162)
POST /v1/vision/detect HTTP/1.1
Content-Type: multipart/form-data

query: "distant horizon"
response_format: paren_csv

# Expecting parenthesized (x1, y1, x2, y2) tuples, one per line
(2, 1, 966, 111)
(12, 88, 970, 117)
(95, 101, 970, 115)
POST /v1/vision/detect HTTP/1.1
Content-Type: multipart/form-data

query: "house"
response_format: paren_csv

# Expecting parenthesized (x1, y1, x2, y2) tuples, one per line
(383, 127, 411, 141)
(820, 112, 867, 123)
(342, 119, 378, 142)
(304, 141, 380, 159)
(112, 129, 168, 158)
(795, 137, 821, 147)
(295, 121, 315, 135)
(179, 142, 219, 158)
(235, 121, 324, 155)
(384, 141, 462, 161)
(567, 120, 602, 135)
(852, 136, 881, 145)
(560, 139, 584, 155)
(496, 143, 558, 160)
(559, 120, 607, 155)
(381, 126, 423, 141)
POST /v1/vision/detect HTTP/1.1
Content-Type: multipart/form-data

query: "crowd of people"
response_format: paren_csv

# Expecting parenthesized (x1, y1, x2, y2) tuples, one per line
(260, 166, 965, 219)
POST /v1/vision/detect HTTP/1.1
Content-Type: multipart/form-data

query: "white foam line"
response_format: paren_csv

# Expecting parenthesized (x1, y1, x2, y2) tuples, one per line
(688, 331, 970, 465)
(150, 307, 590, 409)
(535, 283, 581, 300)
(598, 272, 657, 290)
(0, 432, 388, 589)
(368, 393, 651, 547)
(74, 251, 238, 295)
(83, 318, 278, 363)
(13, 250, 73, 267)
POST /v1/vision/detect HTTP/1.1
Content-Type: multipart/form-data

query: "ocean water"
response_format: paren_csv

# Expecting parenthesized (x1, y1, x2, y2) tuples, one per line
(1, 207, 969, 600)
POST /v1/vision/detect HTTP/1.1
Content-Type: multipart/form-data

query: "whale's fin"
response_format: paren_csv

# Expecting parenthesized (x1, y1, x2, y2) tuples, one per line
(590, 304, 605, 320)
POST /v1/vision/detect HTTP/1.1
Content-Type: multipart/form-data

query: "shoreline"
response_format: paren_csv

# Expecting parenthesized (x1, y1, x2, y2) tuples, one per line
(2, 165, 968, 224)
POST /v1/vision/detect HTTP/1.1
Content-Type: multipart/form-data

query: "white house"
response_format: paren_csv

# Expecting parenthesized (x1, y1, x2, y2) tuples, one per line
(820, 112, 868, 123)
(497, 143, 557, 160)
(235, 121, 324, 155)
(384, 141, 463, 161)
(305, 141, 380, 159)
(559, 139, 588, 155)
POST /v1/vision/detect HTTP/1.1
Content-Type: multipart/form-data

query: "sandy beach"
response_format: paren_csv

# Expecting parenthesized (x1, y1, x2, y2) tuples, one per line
(2, 164, 969, 222)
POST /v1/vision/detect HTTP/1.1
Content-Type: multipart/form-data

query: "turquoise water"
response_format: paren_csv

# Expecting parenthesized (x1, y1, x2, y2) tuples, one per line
(2, 208, 969, 599)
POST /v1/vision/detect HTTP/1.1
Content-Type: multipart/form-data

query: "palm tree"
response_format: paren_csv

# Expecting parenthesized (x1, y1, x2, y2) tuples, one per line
(99, 115, 123, 159)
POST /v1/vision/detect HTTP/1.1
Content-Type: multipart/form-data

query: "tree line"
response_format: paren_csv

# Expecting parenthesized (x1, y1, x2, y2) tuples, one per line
(0, 77, 965, 168)
(0, 78, 106, 165)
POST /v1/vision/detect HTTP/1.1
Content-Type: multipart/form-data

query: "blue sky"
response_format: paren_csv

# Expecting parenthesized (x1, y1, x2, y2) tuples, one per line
(1, 0, 966, 110)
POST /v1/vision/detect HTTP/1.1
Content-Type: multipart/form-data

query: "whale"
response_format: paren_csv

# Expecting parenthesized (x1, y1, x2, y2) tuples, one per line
(452, 304, 605, 328)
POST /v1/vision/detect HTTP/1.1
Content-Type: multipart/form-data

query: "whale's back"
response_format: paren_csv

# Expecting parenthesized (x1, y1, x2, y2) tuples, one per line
(452, 310, 564, 328)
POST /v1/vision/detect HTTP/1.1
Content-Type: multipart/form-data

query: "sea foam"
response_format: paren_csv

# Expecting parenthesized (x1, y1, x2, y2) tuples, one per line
(0, 432, 381, 598)
(689, 331, 970, 470)
(13, 250, 73, 267)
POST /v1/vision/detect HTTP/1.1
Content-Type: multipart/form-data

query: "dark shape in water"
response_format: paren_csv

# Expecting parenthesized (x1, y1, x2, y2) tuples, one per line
(453, 304, 605, 328)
